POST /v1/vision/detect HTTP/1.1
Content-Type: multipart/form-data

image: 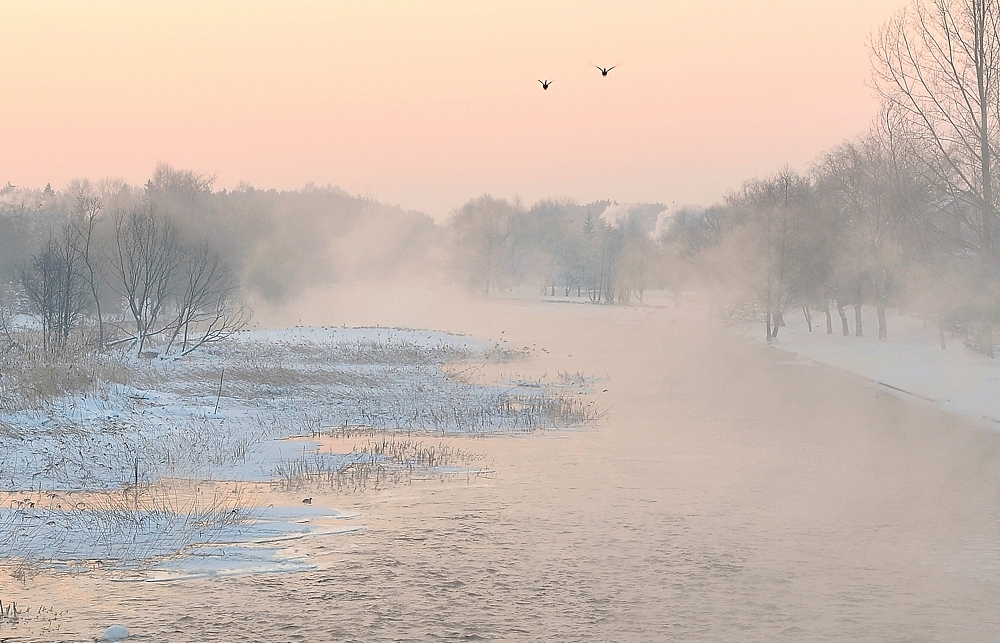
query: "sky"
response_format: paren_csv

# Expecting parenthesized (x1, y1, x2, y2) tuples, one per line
(0, 0, 907, 219)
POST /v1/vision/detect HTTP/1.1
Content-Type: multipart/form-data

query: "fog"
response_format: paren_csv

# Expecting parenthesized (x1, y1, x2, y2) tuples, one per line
(8, 0, 1000, 641)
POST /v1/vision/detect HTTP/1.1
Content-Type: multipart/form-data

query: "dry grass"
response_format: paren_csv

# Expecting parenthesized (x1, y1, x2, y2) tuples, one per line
(148, 415, 277, 476)
(329, 336, 476, 365)
(165, 343, 373, 403)
(0, 481, 259, 576)
(0, 414, 280, 491)
(180, 336, 594, 436)
(0, 331, 138, 411)
(344, 385, 601, 434)
(272, 435, 488, 492)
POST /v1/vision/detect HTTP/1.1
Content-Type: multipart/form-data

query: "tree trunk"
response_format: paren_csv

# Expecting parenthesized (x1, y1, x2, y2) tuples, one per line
(854, 304, 863, 337)
(836, 300, 849, 336)
(94, 298, 104, 350)
(765, 309, 773, 344)
(824, 302, 833, 334)
(939, 319, 947, 350)
(877, 303, 887, 340)
(977, 1, 995, 257)
(802, 306, 812, 332)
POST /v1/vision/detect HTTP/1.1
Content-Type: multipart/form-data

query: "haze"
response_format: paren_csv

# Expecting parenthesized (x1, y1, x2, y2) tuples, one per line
(9, 2, 1000, 641)
(0, 0, 904, 217)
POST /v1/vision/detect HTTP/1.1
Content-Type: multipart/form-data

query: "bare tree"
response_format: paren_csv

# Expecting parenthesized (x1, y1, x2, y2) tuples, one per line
(872, 0, 1000, 352)
(727, 170, 816, 342)
(450, 195, 527, 295)
(0, 288, 18, 351)
(818, 121, 909, 340)
(146, 162, 215, 201)
(67, 194, 108, 348)
(107, 204, 185, 354)
(164, 239, 248, 356)
(20, 228, 89, 350)
(618, 215, 656, 303)
(593, 220, 623, 303)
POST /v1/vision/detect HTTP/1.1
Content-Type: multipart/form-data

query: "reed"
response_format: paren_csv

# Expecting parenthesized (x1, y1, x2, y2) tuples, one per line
(272, 435, 487, 492)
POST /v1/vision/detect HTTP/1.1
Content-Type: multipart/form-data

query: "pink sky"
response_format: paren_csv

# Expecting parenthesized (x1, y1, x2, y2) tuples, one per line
(0, 1, 906, 218)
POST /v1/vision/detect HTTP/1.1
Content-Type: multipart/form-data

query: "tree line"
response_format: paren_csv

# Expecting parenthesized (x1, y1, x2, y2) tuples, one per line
(656, 0, 1000, 356)
(0, 164, 436, 356)
(12, 0, 994, 358)
(1, 168, 672, 360)
(447, 195, 667, 303)
(9, 178, 249, 355)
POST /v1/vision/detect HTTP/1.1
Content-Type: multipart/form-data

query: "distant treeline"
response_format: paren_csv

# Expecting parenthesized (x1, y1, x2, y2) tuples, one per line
(448, 195, 668, 303)
(0, 162, 677, 356)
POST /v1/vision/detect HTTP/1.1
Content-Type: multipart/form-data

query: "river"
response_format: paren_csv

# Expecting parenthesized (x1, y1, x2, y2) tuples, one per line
(6, 295, 1000, 641)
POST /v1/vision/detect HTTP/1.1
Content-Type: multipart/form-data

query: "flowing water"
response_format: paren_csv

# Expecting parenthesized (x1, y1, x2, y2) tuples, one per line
(6, 297, 1000, 641)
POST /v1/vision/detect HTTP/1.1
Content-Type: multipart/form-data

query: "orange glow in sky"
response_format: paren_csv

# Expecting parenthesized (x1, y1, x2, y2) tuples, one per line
(0, 1, 907, 217)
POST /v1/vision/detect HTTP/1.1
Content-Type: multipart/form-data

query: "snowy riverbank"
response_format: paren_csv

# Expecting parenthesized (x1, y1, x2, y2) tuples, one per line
(0, 326, 594, 578)
(745, 306, 1000, 430)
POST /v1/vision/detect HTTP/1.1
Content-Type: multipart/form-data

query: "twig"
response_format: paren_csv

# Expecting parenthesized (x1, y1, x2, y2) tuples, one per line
(214, 368, 224, 414)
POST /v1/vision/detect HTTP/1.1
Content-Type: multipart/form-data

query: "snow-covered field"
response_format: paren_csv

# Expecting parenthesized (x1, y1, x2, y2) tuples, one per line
(744, 306, 1000, 429)
(0, 326, 595, 577)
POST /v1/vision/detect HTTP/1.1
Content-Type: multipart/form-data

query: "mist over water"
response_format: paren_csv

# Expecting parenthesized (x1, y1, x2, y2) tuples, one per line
(10, 295, 1000, 641)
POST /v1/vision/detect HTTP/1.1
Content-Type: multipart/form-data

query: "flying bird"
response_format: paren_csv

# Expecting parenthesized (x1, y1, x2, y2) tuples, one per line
(596, 65, 616, 76)
(538, 79, 553, 90)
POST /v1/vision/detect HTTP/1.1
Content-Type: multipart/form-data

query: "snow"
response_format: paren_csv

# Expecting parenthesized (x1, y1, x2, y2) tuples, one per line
(100, 624, 129, 641)
(0, 326, 585, 576)
(144, 505, 362, 581)
(0, 500, 358, 571)
(0, 327, 532, 491)
(744, 306, 1000, 429)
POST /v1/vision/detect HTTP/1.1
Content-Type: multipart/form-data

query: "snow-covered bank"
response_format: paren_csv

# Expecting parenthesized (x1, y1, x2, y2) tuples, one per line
(0, 326, 583, 491)
(0, 499, 359, 579)
(744, 306, 1000, 429)
(0, 326, 595, 576)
